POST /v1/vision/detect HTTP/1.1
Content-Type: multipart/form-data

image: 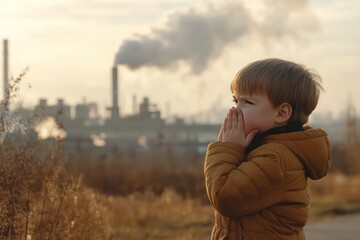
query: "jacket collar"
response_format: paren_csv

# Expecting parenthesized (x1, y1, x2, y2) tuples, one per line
(246, 122, 304, 153)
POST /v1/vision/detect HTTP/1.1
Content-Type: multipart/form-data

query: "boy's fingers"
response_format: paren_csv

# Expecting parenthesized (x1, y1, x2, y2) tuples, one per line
(218, 131, 223, 141)
(218, 122, 224, 140)
(223, 114, 228, 133)
(237, 109, 245, 131)
(231, 109, 237, 129)
(226, 111, 232, 131)
(246, 129, 258, 146)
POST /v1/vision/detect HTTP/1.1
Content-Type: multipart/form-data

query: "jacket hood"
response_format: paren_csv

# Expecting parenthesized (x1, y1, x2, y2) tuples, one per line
(264, 128, 332, 180)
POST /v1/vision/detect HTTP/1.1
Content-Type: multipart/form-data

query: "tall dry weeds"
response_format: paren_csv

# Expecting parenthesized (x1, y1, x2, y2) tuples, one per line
(0, 143, 106, 240)
(0, 71, 105, 239)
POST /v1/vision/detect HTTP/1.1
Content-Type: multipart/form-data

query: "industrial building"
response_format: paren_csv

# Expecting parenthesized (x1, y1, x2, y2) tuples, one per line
(31, 92, 219, 154)
(1, 39, 219, 153)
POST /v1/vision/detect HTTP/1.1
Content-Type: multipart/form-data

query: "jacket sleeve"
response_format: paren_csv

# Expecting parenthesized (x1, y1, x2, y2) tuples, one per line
(204, 141, 286, 217)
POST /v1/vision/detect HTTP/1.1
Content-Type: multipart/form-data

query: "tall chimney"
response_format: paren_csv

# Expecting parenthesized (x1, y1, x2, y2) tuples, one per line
(111, 66, 120, 119)
(3, 39, 8, 101)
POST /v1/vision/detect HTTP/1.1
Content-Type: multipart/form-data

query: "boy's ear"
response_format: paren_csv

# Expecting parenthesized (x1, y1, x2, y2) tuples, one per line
(275, 103, 292, 124)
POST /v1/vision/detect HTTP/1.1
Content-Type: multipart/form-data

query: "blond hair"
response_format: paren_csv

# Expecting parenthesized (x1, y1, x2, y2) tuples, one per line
(230, 58, 323, 124)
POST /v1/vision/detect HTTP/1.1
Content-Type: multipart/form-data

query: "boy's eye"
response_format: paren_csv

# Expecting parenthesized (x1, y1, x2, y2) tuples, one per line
(232, 96, 254, 105)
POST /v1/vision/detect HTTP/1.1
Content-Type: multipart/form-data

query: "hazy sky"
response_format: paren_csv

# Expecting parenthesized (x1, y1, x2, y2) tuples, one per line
(0, 0, 359, 122)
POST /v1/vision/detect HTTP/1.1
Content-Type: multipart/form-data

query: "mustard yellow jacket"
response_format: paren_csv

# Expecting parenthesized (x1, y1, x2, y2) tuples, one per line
(204, 128, 332, 240)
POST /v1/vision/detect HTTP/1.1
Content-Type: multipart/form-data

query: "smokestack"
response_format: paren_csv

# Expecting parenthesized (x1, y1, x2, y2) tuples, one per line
(111, 66, 120, 119)
(132, 94, 137, 114)
(3, 39, 8, 101)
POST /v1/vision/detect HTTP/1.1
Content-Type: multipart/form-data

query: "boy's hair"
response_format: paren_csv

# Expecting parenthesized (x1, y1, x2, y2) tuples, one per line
(230, 58, 323, 124)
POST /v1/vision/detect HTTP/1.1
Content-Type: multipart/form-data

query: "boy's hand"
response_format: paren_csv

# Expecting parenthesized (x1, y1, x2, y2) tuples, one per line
(219, 107, 258, 148)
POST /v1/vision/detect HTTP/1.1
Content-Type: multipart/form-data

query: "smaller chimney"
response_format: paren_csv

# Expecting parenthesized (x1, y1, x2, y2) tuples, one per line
(132, 94, 137, 114)
(111, 66, 120, 119)
(3, 39, 9, 101)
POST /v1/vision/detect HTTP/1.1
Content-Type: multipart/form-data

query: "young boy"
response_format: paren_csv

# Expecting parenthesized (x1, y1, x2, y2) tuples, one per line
(204, 58, 332, 240)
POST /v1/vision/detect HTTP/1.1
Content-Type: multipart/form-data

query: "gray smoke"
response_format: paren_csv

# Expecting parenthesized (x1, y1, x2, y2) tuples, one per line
(114, 0, 317, 74)
(260, 0, 319, 38)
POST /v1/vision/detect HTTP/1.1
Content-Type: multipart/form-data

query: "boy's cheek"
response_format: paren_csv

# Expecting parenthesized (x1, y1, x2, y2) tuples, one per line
(243, 113, 261, 135)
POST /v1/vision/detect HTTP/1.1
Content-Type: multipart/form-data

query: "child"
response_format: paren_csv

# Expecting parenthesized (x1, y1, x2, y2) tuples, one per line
(204, 58, 332, 240)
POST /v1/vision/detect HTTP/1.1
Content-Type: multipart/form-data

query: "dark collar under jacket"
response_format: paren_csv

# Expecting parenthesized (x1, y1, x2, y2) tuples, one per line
(246, 122, 305, 154)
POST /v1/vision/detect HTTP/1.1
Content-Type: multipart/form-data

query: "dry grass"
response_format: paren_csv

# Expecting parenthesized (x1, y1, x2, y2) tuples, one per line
(309, 173, 360, 222)
(67, 151, 214, 239)
(0, 142, 214, 239)
(69, 151, 207, 201)
(3, 145, 359, 240)
(100, 189, 213, 239)
(0, 143, 106, 240)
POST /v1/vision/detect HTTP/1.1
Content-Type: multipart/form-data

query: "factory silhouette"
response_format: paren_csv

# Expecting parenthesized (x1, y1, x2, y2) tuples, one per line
(32, 95, 220, 155)
(1, 39, 350, 157)
(2, 39, 219, 154)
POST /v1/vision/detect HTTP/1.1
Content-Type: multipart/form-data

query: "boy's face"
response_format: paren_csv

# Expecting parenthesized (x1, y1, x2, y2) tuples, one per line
(233, 92, 280, 135)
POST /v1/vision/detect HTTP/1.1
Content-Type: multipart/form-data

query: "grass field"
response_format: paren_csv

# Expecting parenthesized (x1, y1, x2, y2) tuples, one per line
(1, 141, 360, 240)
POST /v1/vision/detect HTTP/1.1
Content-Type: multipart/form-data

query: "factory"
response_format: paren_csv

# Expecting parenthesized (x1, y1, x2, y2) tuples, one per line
(1, 39, 219, 154)
(30, 84, 219, 154)
(0, 39, 352, 155)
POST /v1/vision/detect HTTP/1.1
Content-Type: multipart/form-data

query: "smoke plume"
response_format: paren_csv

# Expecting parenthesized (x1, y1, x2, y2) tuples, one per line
(114, 0, 318, 74)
